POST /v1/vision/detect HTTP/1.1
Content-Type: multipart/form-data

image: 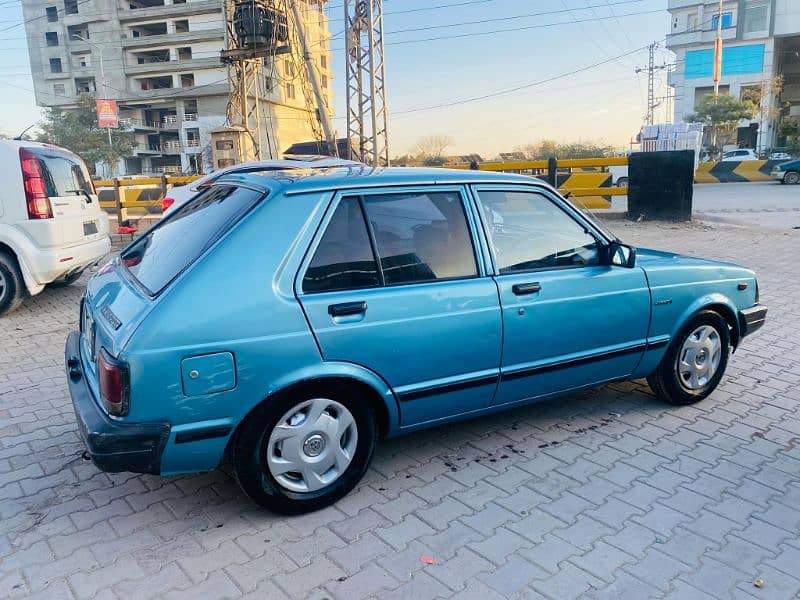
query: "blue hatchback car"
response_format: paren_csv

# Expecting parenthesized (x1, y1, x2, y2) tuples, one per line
(66, 166, 767, 513)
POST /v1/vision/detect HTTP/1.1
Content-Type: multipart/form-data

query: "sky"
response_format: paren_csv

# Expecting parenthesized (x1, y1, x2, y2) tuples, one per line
(0, 0, 673, 157)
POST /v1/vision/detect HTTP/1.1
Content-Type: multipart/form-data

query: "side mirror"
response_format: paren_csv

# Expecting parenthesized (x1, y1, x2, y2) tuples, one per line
(607, 240, 636, 268)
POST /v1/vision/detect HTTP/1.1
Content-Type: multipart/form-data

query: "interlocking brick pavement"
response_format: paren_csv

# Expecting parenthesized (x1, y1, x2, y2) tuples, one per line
(1, 219, 799, 599)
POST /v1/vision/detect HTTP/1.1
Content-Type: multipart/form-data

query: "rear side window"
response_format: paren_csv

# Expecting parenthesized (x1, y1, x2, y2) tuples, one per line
(363, 192, 477, 284)
(25, 147, 93, 197)
(121, 185, 264, 295)
(302, 198, 379, 293)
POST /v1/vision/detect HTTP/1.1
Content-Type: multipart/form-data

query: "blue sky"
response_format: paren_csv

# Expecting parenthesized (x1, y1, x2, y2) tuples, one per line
(0, 0, 672, 156)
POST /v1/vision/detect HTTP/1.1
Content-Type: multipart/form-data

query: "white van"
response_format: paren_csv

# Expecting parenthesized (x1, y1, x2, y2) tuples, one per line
(0, 140, 110, 316)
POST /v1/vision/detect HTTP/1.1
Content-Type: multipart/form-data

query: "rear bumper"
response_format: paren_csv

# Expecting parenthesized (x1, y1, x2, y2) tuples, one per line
(30, 235, 111, 284)
(65, 331, 169, 475)
(739, 305, 767, 338)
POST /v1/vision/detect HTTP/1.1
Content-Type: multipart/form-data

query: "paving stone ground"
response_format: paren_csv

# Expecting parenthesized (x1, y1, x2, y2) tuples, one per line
(1, 219, 799, 600)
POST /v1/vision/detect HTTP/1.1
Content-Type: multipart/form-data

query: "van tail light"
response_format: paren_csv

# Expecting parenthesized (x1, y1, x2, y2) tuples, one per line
(161, 197, 175, 213)
(98, 348, 130, 416)
(19, 148, 53, 219)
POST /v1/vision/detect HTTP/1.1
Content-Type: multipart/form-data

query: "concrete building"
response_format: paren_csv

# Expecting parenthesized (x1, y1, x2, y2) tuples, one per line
(667, 0, 800, 151)
(21, 0, 334, 174)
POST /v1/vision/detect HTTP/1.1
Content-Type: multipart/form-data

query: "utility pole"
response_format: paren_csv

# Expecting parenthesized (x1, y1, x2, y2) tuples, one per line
(345, 0, 389, 166)
(76, 34, 113, 170)
(288, 0, 337, 155)
(713, 0, 724, 95)
(636, 42, 667, 126)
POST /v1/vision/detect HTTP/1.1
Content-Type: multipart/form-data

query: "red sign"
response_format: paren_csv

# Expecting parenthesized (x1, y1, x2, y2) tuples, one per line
(96, 99, 118, 128)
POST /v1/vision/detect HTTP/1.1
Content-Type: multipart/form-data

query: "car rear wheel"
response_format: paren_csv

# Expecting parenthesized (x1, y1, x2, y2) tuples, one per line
(616, 177, 629, 188)
(232, 382, 377, 514)
(784, 171, 800, 185)
(647, 310, 730, 405)
(0, 252, 25, 317)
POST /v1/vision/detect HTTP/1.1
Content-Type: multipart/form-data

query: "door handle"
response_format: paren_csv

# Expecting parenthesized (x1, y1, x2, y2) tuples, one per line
(512, 282, 542, 296)
(328, 301, 368, 317)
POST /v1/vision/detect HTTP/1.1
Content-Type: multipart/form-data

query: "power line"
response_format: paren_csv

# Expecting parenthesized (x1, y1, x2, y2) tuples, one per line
(330, 8, 664, 50)
(393, 41, 653, 116)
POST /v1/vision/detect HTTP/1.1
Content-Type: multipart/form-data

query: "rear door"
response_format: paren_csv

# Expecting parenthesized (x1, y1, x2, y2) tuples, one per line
(297, 186, 502, 427)
(24, 146, 107, 246)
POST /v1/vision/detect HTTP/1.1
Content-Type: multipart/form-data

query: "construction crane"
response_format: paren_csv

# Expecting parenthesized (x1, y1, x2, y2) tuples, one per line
(218, 0, 388, 167)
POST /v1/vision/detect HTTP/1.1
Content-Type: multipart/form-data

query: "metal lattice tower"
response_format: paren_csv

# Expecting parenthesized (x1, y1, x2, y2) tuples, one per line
(222, 0, 272, 160)
(636, 41, 667, 126)
(345, 0, 389, 166)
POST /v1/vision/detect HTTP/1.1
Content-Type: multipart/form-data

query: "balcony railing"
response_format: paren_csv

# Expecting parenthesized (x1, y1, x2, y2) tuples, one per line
(184, 112, 198, 121)
(153, 165, 182, 173)
(121, 118, 163, 129)
(185, 139, 200, 147)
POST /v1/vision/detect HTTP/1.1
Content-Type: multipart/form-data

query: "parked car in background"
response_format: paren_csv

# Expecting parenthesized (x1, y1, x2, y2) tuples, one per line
(771, 159, 800, 184)
(0, 140, 110, 316)
(67, 167, 766, 513)
(721, 149, 757, 162)
(160, 155, 363, 214)
(768, 152, 793, 161)
(608, 165, 628, 188)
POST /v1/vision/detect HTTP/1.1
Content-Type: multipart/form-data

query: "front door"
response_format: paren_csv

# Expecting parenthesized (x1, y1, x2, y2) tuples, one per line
(297, 187, 502, 427)
(472, 186, 651, 407)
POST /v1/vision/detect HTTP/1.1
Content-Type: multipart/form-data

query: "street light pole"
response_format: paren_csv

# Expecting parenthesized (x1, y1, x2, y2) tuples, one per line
(713, 0, 724, 95)
(76, 34, 113, 171)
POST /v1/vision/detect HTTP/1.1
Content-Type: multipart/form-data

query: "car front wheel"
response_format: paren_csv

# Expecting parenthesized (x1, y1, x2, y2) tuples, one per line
(647, 310, 730, 405)
(784, 171, 800, 185)
(232, 383, 377, 514)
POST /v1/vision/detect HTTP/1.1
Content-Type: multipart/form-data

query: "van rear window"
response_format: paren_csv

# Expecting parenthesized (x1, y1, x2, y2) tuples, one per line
(120, 185, 264, 295)
(26, 147, 93, 197)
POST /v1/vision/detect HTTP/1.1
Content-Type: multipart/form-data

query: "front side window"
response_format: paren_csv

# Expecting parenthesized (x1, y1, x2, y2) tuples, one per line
(302, 198, 379, 293)
(121, 185, 264, 295)
(477, 190, 600, 273)
(362, 191, 477, 285)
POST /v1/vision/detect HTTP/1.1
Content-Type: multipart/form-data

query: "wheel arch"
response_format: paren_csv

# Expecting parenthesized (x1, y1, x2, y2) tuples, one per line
(225, 367, 399, 460)
(0, 232, 43, 295)
(675, 295, 741, 350)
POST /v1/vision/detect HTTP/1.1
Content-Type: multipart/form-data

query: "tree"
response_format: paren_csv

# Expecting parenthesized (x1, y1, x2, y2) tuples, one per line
(685, 93, 757, 156)
(516, 139, 616, 160)
(411, 134, 453, 166)
(778, 118, 800, 154)
(741, 76, 786, 152)
(37, 94, 136, 174)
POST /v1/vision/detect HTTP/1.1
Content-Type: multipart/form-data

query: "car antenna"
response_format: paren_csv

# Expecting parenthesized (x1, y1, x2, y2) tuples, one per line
(13, 121, 40, 141)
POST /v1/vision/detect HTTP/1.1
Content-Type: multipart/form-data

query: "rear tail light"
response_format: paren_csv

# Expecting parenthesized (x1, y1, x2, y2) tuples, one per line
(19, 148, 53, 219)
(98, 348, 130, 416)
(161, 197, 175, 213)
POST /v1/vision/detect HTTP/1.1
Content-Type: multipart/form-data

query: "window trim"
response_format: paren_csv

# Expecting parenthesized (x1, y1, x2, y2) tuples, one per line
(470, 184, 609, 277)
(297, 185, 486, 296)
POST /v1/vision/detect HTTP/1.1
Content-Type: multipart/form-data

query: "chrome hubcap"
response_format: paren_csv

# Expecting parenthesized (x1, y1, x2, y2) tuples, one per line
(266, 398, 358, 493)
(676, 325, 722, 391)
(303, 434, 325, 457)
(0, 270, 6, 302)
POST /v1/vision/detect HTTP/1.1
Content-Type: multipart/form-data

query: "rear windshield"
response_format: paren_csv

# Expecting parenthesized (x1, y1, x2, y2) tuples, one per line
(120, 184, 264, 295)
(27, 147, 93, 197)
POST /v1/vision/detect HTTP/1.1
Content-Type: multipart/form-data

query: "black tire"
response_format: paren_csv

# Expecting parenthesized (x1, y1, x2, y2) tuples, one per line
(647, 310, 730, 405)
(232, 381, 378, 514)
(617, 177, 629, 188)
(0, 252, 25, 317)
(784, 171, 800, 185)
(49, 268, 85, 287)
